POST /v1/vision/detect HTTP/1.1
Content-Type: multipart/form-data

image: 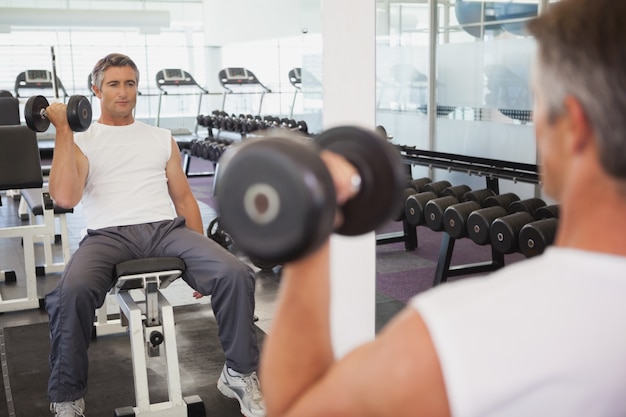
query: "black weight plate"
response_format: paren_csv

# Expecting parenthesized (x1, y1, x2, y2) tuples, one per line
(443, 201, 480, 239)
(424, 195, 458, 232)
(215, 136, 336, 264)
(393, 188, 418, 222)
(297, 120, 308, 134)
(463, 188, 496, 206)
(24, 95, 50, 132)
(316, 126, 405, 236)
(404, 191, 437, 227)
(67, 95, 92, 132)
(467, 206, 507, 245)
(519, 218, 558, 258)
(490, 211, 534, 254)
(534, 204, 560, 220)
(407, 177, 432, 193)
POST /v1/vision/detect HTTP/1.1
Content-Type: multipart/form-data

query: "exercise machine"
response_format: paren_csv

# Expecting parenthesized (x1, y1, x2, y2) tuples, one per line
(0, 125, 55, 312)
(218, 67, 271, 116)
(155, 69, 208, 135)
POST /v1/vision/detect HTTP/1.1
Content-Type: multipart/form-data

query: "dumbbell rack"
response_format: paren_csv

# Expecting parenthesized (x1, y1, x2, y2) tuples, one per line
(397, 146, 540, 286)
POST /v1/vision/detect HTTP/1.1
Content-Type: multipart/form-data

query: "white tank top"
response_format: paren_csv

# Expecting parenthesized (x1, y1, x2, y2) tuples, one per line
(410, 247, 626, 417)
(74, 121, 176, 230)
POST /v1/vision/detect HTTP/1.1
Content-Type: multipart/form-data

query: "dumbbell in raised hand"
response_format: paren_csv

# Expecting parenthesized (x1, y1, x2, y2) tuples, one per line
(214, 126, 406, 264)
(24, 95, 92, 132)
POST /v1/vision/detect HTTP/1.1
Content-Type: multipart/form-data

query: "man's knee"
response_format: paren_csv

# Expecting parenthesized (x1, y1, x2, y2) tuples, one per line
(47, 274, 106, 312)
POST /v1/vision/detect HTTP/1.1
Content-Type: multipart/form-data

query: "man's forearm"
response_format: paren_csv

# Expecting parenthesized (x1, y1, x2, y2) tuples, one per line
(175, 196, 204, 234)
(260, 242, 334, 417)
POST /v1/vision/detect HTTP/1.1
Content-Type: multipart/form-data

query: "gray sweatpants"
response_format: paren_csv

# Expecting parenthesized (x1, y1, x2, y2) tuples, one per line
(45, 217, 258, 403)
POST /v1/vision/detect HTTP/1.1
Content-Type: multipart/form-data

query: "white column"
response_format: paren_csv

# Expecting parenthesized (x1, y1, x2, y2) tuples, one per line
(322, 0, 377, 358)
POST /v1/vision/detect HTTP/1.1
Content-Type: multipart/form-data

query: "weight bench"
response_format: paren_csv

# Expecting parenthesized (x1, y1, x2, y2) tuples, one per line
(18, 187, 73, 276)
(0, 125, 56, 312)
(103, 257, 205, 417)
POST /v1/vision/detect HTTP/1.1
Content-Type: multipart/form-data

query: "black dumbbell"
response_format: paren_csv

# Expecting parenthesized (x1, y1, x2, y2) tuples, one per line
(393, 187, 421, 222)
(467, 192, 519, 245)
(394, 177, 433, 223)
(403, 180, 451, 227)
(518, 217, 559, 258)
(214, 126, 406, 264)
(484, 192, 520, 209)
(490, 211, 535, 254)
(24, 95, 92, 132)
(0, 90, 13, 98)
(297, 120, 309, 134)
(481, 195, 543, 253)
(207, 217, 233, 250)
(406, 177, 432, 193)
(509, 197, 546, 215)
(424, 185, 472, 232)
(534, 204, 559, 220)
(423, 180, 453, 197)
(443, 188, 496, 239)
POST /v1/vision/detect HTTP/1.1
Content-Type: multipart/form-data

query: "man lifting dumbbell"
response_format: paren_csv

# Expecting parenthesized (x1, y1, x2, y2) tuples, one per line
(250, 1, 626, 416)
(45, 53, 265, 417)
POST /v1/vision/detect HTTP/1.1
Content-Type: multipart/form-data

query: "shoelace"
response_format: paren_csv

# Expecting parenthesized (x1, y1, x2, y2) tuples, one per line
(51, 401, 85, 417)
(243, 372, 263, 402)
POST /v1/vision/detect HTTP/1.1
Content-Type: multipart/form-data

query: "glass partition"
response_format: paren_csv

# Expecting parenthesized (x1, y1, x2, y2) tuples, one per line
(376, 0, 544, 197)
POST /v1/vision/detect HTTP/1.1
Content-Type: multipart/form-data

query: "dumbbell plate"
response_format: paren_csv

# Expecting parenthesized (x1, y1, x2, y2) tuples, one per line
(316, 126, 405, 236)
(24, 95, 50, 132)
(67, 95, 92, 132)
(215, 136, 336, 264)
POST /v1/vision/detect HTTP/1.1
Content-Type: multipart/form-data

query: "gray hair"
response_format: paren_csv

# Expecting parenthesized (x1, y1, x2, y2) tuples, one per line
(90, 53, 140, 91)
(527, 0, 626, 179)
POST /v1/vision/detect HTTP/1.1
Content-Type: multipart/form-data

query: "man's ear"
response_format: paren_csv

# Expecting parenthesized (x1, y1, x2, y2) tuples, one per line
(92, 84, 102, 99)
(563, 96, 593, 153)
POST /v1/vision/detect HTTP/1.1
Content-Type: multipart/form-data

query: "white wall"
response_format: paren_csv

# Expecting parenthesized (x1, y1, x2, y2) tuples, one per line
(202, 0, 318, 46)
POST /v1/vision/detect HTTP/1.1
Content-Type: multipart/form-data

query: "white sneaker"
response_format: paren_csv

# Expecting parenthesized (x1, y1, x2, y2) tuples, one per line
(217, 364, 266, 417)
(50, 398, 85, 417)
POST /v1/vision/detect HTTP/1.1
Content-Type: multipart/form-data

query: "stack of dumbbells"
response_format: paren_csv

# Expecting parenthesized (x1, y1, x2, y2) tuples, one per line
(396, 177, 559, 258)
(193, 110, 310, 164)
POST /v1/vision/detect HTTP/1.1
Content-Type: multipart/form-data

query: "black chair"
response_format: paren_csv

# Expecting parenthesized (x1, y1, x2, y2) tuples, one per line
(0, 95, 20, 126)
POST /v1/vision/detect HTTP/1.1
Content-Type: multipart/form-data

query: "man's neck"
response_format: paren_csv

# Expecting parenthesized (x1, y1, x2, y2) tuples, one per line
(555, 166, 626, 257)
(98, 115, 134, 126)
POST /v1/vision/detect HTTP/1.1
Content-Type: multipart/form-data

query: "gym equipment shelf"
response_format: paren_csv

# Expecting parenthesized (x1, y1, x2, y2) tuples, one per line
(397, 145, 540, 286)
